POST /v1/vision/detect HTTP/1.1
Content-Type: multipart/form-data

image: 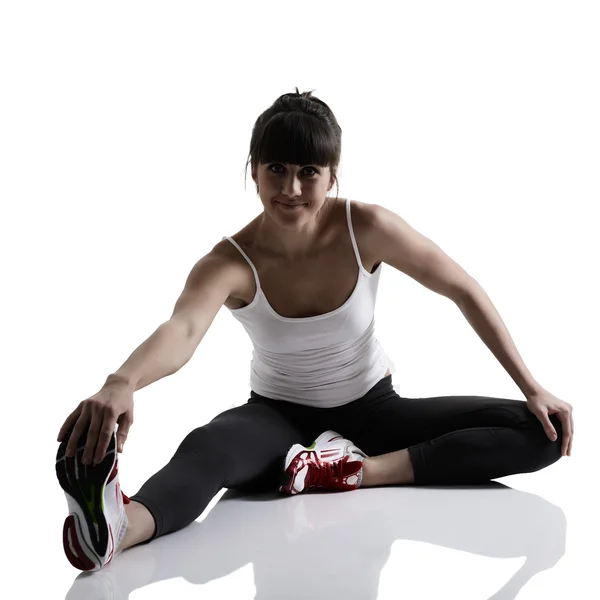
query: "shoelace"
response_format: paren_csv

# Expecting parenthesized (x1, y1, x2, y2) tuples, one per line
(309, 454, 354, 489)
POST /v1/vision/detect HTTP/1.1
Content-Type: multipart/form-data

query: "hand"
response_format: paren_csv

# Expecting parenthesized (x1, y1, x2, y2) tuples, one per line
(526, 389, 574, 457)
(57, 378, 135, 465)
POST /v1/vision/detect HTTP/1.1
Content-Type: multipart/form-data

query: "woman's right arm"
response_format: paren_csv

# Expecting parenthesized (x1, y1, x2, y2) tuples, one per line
(108, 251, 241, 391)
(58, 249, 243, 463)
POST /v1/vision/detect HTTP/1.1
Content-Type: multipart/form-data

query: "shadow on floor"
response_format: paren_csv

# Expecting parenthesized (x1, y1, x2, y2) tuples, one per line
(65, 481, 566, 600)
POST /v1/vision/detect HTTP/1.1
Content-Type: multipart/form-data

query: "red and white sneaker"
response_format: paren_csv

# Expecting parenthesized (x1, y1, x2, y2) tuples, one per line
(56, 424, 130, 571)
(279, 430, 368, 495)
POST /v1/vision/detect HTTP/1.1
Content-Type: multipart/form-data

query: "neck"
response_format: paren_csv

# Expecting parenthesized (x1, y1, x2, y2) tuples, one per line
(256, 198, 336, 260)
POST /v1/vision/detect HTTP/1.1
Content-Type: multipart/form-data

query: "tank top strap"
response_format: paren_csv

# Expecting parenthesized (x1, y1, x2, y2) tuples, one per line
(345, 198, 363, 271)
(221, 236, 261, 291)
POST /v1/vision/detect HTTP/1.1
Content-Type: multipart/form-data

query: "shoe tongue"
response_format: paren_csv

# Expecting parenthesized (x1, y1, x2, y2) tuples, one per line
(122, 491, 131, 504)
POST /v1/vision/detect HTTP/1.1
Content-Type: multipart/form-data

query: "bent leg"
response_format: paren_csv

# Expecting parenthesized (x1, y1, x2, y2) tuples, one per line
(128, 400, 310, 544)
(407, 400, 564, 484)
(338, 383, 564, 485)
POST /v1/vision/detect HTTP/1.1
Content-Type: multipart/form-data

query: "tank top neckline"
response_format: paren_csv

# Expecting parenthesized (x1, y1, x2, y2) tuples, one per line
(223, 198, 382, 322)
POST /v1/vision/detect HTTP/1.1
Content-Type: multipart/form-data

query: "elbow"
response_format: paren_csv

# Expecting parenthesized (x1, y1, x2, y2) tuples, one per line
(453, 278, 480, 306)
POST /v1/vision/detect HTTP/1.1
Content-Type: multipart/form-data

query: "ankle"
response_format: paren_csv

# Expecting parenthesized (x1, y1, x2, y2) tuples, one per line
(118, 501, 155, 552)
(361, 451, 415, 487)
(360, 457, 376, 487)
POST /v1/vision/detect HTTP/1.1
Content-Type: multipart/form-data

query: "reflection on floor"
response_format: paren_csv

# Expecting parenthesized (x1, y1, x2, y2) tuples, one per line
(64, 482, 566, 599)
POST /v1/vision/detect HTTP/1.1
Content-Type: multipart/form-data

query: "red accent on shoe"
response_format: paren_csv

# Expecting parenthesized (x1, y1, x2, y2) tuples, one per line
(283, 452, 363, 494)
(306, 454, 363, 490)
(115, 479, 131, 505)
(63, 515, 96, 571)
(107, 459, 119, 484)
(320, 449, 341, 458)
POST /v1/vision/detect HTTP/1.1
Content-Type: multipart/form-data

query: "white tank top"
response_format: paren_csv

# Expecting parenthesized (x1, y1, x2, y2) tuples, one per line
(222, 198, 395, 408)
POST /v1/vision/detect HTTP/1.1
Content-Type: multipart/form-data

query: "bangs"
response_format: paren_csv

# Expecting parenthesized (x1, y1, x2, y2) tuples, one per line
(255, 112, 337, 168)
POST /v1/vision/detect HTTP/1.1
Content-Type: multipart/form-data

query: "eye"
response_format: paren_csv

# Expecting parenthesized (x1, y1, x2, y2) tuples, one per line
(268, 164, 318, 177)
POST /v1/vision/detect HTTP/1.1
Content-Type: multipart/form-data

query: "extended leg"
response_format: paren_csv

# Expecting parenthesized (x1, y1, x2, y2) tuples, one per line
(127, 400, 311, 546)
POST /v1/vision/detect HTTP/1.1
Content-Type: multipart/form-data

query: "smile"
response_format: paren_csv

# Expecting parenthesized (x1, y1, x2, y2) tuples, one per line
(277, 202, 307, 210)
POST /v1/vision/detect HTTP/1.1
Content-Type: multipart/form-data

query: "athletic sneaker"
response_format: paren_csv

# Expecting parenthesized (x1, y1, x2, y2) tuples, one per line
(56, 424, 130, 571)
(279, 430, 368, 495)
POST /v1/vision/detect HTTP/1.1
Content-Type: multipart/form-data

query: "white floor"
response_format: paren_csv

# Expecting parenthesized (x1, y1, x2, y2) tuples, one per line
(23, 449, 593, 600)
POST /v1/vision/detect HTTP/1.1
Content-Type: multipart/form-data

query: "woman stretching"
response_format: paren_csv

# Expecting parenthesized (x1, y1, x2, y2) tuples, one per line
(55, 88, 574, 572)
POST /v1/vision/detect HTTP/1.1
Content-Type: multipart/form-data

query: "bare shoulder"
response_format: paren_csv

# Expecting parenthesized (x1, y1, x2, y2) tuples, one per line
(210, 236, 241, 260)
(206, 236, 254, 300)
(349, 198, 378, 225)
(347, 198, 383, 254)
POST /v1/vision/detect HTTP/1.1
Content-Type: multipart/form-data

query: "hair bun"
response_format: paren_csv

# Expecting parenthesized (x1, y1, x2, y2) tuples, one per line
(290, 87, 316, 100)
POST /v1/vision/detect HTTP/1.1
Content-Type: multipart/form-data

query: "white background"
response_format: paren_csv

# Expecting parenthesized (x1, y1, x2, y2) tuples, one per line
(1, 1, 598, 598)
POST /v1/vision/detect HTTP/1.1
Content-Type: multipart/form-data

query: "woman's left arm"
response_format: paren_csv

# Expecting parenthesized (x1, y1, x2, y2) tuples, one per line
(457, 285, 574, 456)
(368, 202, 574, 457)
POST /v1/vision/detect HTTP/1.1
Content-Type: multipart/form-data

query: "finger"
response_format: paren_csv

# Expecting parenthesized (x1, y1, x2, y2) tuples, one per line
(82, 409, 103, 465)
(116, 413, 133, 453)
(568, 412, 574, 456)
(94, 413, 117, 464)
(557, 411, 571, 456)
(58, 404, 82, 442)
(66, 411, 90, 458)
(537, 411, 557, 441)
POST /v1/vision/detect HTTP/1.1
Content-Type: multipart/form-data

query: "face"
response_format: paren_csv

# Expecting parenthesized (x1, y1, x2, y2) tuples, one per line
(252, 162, 335, 217)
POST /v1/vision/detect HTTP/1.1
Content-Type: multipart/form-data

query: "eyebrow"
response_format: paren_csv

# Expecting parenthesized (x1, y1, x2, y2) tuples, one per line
(269, 163, 319, 167)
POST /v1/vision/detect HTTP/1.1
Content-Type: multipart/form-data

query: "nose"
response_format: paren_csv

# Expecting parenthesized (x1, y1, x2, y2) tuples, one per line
(281, 173, 303, 198)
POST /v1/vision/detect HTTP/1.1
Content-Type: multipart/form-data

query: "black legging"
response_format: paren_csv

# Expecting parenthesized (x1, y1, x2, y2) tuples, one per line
(129, 375, 563, 544)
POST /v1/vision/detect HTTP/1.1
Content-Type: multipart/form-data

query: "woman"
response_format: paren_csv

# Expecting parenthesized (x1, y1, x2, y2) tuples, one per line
(55, 88, 574, 572)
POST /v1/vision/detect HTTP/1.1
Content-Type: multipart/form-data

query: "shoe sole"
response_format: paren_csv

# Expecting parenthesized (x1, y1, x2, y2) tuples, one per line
(55, 427, 117, 570)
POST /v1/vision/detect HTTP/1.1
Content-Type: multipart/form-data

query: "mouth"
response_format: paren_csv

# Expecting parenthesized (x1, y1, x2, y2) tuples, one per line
(277, 201, 307, 209)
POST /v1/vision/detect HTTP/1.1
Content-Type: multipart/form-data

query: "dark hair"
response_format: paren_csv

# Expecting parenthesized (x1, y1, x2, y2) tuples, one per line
(244, 87, 342, 201)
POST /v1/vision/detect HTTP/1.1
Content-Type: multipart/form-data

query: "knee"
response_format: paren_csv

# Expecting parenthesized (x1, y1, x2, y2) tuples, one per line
(173, 425, 232, 465)
(537, 413, 564, 464)
(524, 405, 563, 442)
(175, 426, 206, 456)
(549, 413, 563, 436)
(522, 407, 563, 464)
(549, 413, 564, 451)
